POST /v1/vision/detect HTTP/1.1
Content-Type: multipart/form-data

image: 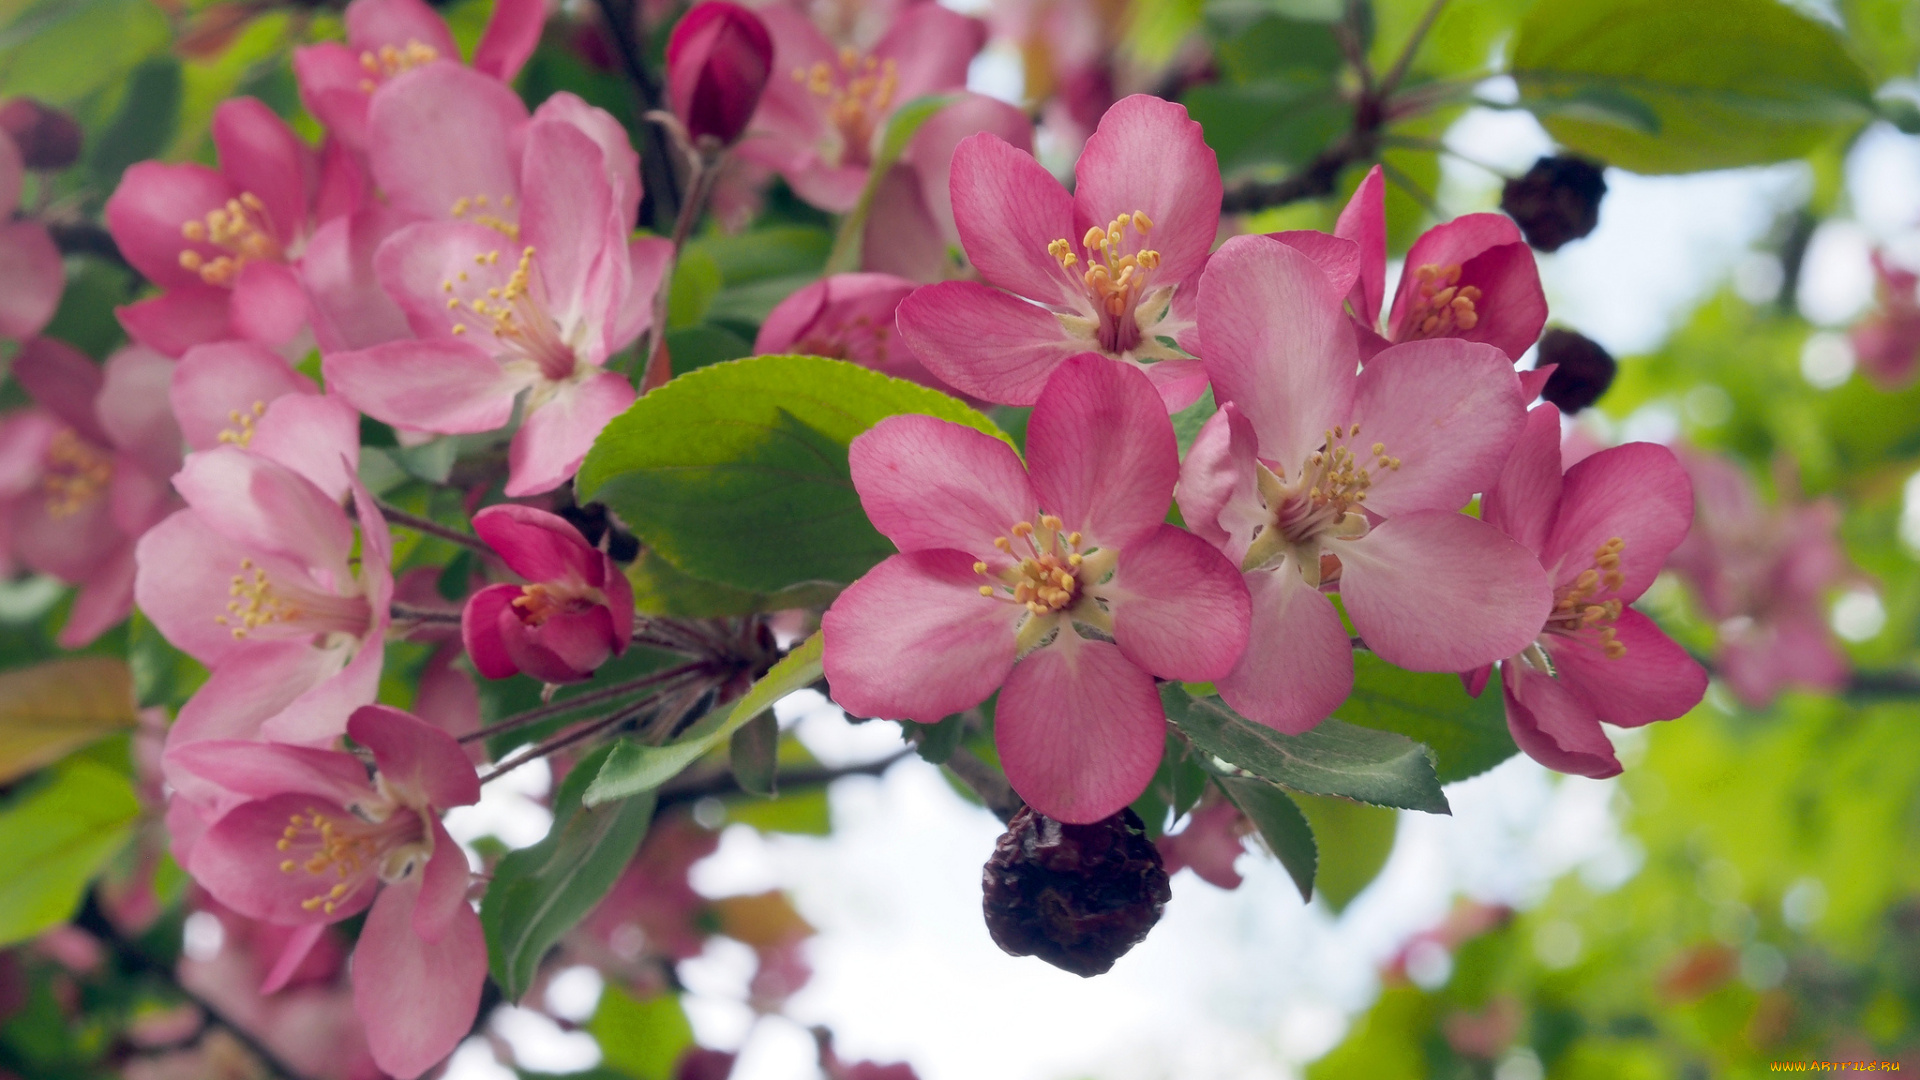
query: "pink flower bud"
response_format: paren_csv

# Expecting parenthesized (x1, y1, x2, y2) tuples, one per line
(0, 98, 81, 171)
(666, 2, 773, 147)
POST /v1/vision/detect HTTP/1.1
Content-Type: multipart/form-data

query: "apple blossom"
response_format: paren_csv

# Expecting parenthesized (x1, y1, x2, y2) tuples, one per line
(668, 2, 775, 147)
(0, 126, 63, 342)
(463, 503, 636, 684)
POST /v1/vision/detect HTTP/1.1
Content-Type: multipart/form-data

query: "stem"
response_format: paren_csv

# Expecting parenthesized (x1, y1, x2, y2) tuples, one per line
(636, 148, 723, 392)
(458, 662, 707, 744)
(1378, 0, 1450, 99)
(372, 501, 491, 554)
(945, 746, 1023, 823)
(389, 601, 462, 625)
(590, 0, 682, 233)
(481, 703, 644, 784)
(654, 748, 914, 811)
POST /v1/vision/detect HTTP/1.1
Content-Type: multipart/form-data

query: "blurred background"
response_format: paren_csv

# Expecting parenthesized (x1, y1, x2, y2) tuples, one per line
(2, 0, 1919, 1077)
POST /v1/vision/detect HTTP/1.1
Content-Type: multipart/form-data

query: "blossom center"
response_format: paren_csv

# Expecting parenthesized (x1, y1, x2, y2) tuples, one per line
(512, 581, 605, 626)
(179, 192, 283, 287)
(976, 515, 1086, 615)
(1049, 211, 1161, 354)
(1541, 537, 1628, 660)
(357, 40, 441, 92)
(443, 245, 579, 380)
(41, 429, 112, 518)
(795, 49, 898, 163)
(215, 557, 374, 641)
(276, 804, 429, 915)
(1401, 264, 1481, 340)
(217, 401, 267, 448)
(449, 193, 520, 241)
(1241, 424, 1401, 585)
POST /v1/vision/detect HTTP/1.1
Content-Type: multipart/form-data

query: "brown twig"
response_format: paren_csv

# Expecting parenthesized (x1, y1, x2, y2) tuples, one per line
(46, 220, 137, 276)
(458, 661, 708, 744)
(653, 748, 914, 811)
(590, 0, 683, 233)
(371, 500, 492, 554)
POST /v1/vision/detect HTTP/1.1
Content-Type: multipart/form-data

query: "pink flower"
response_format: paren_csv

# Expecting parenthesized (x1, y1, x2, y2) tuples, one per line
(1308, 165, 1547, 364)
(172, 705, 486, 1080)
(1849, 250, 1920, 390)
(292, 0, 545, 151)
(755, 272, 962, 395)
(668, 2, 775, 147)
(462, 504, 636, 684)
(323, 68, 672, 496)
(6, 338, 181, 646)
(822, 354, 1251, 823)
(1475, 405, 1707, 777)
(896, 95, 1219, 409)
(1155, 794, 1245, 889)
(106, 98, 361, 356)
(136, 446, 392, 759)
(0, 129, 63, 342)
(737, 0, 985, 211)
(1177, 235, 1550, 734)
(860, 92, 1035, 283)
(170, 341, 361, 500)
(1665, 448, 1855, 708)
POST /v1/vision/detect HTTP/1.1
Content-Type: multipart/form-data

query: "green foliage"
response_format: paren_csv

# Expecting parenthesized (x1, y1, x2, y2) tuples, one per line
(577, 355, 1009, 593)
(1131, 729, 1210, 838)
(1335, 652, 1517, 784)
(0, 758, 138, 946)
(1186, 10, 1348, 173)
(86, 56, 179, 187)
(1511, 0, 1875, 173)
(1292, 793, 1398, 913)
(729, 710, 780, 796)
(1217, 775, 1316, 901)
(481, 744, 658, 1001)
(0, 0, 169, 104)
(590, 988, 695, 1080)
(624, 549, 840, 619)
(1162, 683, 1450, 813)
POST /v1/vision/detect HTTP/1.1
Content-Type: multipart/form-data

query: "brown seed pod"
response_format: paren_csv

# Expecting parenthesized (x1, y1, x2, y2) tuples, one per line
(981, 806, 1171, 977)
(1501, 155, 1608, 253)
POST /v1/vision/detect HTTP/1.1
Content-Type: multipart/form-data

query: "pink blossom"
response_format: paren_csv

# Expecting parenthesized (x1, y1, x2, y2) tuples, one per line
(1155, 794, 1245, 889)
(292, 0, 545, 151)
(323, 67, 671, 496)
(822, 354, 1250, 823)
(107, 98, 362, 356)
(896, 94, 1219, 409)
(1307, 165, 1547, 364)
(1177, 235, 1550, 734)
(463, 504, 636, 683)
(737, 0, 985, 212)
(860, 92, 1034, 283)
(668, 2, 775, 147)
(1475, 406, 1707, 777)
(170, 341, 360, 499)
(173, 705, 485, 1080)
(136, 446, 392, 761)
(1849, 250, 1920, 390)
(755, 272, 962, 395)
(5, 338, 181, 646)
(0, 129, 63, 342)
(1665, 448, 1856, 708)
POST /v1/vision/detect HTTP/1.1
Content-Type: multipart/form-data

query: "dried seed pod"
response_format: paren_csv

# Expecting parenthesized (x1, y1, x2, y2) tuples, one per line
(1538, 328, 1617, 413)
(1501, 155, 1607, 253)
(981, 806, 1170, 977)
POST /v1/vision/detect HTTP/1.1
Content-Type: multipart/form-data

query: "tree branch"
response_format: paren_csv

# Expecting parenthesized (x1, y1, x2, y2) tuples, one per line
(944, 746, 1023, 824)
(47, 220, 137, 276)
(370, 500, 493, 554)
(591, 0, 684, 233)
(654, 748, 914, 811)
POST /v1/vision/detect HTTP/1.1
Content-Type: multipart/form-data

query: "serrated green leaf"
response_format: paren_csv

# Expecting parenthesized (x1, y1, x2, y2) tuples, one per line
(0, 758, 139, 945)
(1217, 775, 1316, 901)
(909, 712, 966, 766)
(584, 634, 823, 806)
(577, 355, 1009, 593)
(1511, 0, 1875, 173)
(481, 744, 656, 1000)
(1334, 653, 1518, 784)
(1162, 684, 1449, 813)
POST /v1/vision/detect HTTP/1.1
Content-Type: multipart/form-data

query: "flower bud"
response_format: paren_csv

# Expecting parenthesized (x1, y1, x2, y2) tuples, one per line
(666, 2, 774, 148)
(0, 98, 82, 171)
(981, 806, 1170, 977)
(1538, 327, 1617, 413)
(1501, 155, 1607, 252)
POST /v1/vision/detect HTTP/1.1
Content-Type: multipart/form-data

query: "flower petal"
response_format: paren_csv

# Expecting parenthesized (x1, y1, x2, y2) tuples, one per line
(519, 117, 619, 333)
(1103, 524, 1250, 681)
(258, 631, 385, 745)
(164, 739, 373, 805)
(0, 223, 64, 339)
(167, 641, 349, 754)
(472, 503, 600, 582)
(994, 635, 1164, 824)
(903, 93, 1033, 251)
(1542, 441, 1693, 600)
(1389, 215, 1544, 360)
(193, 792, 380, 924)
(472, 0, 546, 81)
(1550, 608, 1706, 727)
(820, 550, 1019, 724)
(105, 161, 236, 290)
(1336, 510, 1552, 671)
(353, 873, 488, 1080)
(172, 341, 316, 451)
(1347, 338, 1526, 518)
(134, 510, 265, 667)
(349, 704, 481, 809)
(1216, 567, 1353, 734)
(461, 583, 522, 679)
(13, 336, 106, 442)
(948, 132, 1079, 306)
(346, 0, 458, 56)
(248, 394, 363, 501)
(1481, 403, 1563, 555)
(173, 446, 355, 577)
(849, 413, 1036, 557)
(1198, 235, 1355, 471)
(1174, 404, 1265, 563)
(116, 285, 233, 358)
(1502, 662, 1620, 779)
(896, 280, 1090, 406)
(1332, 165, 1386, 325)
(1073, 95, 1220, 286)
(322, 339, 523, 434)
(302, 206, 415, 353)
(1026, 354, 1176, 550)
(1265, 230, 1362, 303)
(505, 370, 635, 496)
(368, 63, 528, 223)
(871, 3, 984, 103)
(210, 98, 311, 252)
(413, 819, 472, 942)
(229, 260, 310, 347)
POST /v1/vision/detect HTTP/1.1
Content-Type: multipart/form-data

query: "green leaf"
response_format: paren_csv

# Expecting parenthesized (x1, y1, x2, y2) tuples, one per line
(725, 787, 831, 835)
(1217, 776, 1316, 901)
(584, 634, 824, 806)
(825, 94, 955, 274)
(87, 56, 180, 188)
(667, 247, 722, 330)
(625, 548, 840, 618)
(729, 711, 779, 796)
(1334, 653, 1518, 784)
(1132, 730, 1210, 837)
(0, 758, 139, 946)
(663, 324, 752, 375)
(1290, 794, 1396, 913)
(128, 612, 207, 712)
(907, 712, 966, 766)
(0, 0, 169, 104)
(1161, 684, 1449, 814)
(481, 744, 657, 1000)
(686, 226, 831, 286)
(577, 355, 1010, 593)
(1184, 83, 1350, 173)
(590, 987, 694, 1080)
(1511, 0, 1875, 173)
